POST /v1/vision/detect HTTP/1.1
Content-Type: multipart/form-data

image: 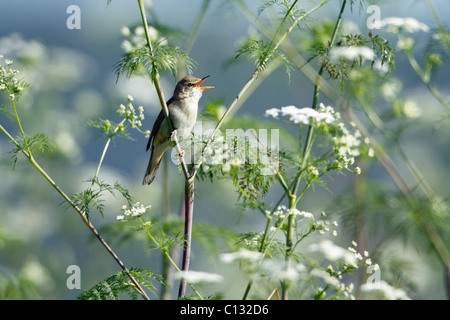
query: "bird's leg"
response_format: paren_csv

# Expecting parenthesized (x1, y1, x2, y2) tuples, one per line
(170, 129, 185, 158)
(170, 129, 178, 141)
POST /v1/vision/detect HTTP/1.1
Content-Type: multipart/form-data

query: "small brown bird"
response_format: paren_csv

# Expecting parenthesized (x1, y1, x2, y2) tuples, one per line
(143, 75, 214, 185)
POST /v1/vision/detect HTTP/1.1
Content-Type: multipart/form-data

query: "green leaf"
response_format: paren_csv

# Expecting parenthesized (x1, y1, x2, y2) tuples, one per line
(114, 43, 195, 82)
(70, 178, 133, 219)
(233, 38, 293, 76)
(78, 267, 165, 300)
(8, 133, 55, 168)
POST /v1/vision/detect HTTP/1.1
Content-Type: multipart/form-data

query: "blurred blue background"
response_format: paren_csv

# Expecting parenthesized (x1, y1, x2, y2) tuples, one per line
(1, 0, 449, 299)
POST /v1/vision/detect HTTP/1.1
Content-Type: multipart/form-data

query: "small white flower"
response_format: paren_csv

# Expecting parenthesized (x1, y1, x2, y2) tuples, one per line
(355, 167, 361, 175)
(360, 280, 410, 300)
(121, 202, 151, 219)
(379, 17, 429, 33)
(5, 59, 13, 66)
(175, 271, 223, 284)
(309, 240, 357, 265)
(117, 104, 126, 115)
(220, 248, 263, 263)
(134, 26, 145, 36)
(121, 26, 131, 37)
(310, 268, 341, 287)
(127, 94, 134, 101)
(265, 108, 280, 118)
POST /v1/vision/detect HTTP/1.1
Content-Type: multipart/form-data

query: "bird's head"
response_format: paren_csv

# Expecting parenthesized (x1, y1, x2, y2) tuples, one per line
(173, 75, 214, 101)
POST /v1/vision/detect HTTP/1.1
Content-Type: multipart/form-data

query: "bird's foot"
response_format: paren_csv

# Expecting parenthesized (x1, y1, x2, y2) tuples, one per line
(179, 149, 185, 158)
(170, 129, 178, 141)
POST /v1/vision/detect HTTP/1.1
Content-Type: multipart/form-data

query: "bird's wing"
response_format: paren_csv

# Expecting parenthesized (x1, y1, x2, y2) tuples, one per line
(145, 98, 174, 152)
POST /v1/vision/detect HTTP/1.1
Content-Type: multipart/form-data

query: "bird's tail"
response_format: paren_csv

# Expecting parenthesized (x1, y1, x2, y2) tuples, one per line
(142, 159, 162, 185)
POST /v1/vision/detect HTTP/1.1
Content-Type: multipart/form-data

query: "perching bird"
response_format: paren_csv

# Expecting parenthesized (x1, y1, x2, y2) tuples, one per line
(142, 75, 214, 185)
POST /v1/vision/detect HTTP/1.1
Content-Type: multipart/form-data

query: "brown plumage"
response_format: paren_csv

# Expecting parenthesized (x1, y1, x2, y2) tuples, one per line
(143, 75, 213, 185)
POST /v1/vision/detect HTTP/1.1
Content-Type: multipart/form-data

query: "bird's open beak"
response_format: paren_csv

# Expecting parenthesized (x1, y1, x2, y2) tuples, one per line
(196, 75, 214, 90)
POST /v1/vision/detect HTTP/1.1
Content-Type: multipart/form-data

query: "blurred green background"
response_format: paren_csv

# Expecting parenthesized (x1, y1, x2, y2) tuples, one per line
(0, 0, 449, 299)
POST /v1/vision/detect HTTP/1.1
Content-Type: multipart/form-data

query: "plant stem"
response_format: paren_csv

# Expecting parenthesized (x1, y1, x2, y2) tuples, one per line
(137, 0, 201, 299)
(280, 0, 347, 301)
(0, 124, 150, 300)
(400, 34, 450, 113)
(8, 91, 31, 154)
(293, 0, 347, 195)
(342, 106, 450, 269)
(178, 176, 195, 298)
(138, 215, 203, 299)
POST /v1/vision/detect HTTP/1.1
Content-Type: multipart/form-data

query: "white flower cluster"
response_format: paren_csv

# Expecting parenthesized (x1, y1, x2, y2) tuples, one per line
(333, 124, 362, 169)
(120, 25, 165, 53)
(220, 240, 368, 299)
(265, 104, 337, 125)
(175, 121, 280, 177)
(0, 55, 23, 101)
(116, 95, 150, 137)
(271, 205, 315, 220)
(309, 239, 374, 269)
(117, 95, 146, 128)
(378, 17, 429, 34)
(117, 202, 151, 221)
(329, 46, 375, 62)
(266, 103, 365, 175)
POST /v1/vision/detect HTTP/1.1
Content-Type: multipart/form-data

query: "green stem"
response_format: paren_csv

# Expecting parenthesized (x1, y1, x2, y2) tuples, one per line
(401, 38, 450, 112)
(8, 90, 31, 155)
(281, 193, 297, 300)
(182, 0, 211, 55)
(92, 119, 126, 185)
(342, 106, 450, 269)
(293, 0, 347, 196)
(138, 216, 203, 299)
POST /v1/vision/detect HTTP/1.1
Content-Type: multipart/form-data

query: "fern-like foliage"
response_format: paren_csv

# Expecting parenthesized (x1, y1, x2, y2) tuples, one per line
(78, 267, 165, 300)
(114, 43, 195, 82)
(70, 178, 133, 219)
(318, 32, 395, 88)
(86, 119, 131, 140)
(9, 133, 54, 168)
(233, 38, 293, 76)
